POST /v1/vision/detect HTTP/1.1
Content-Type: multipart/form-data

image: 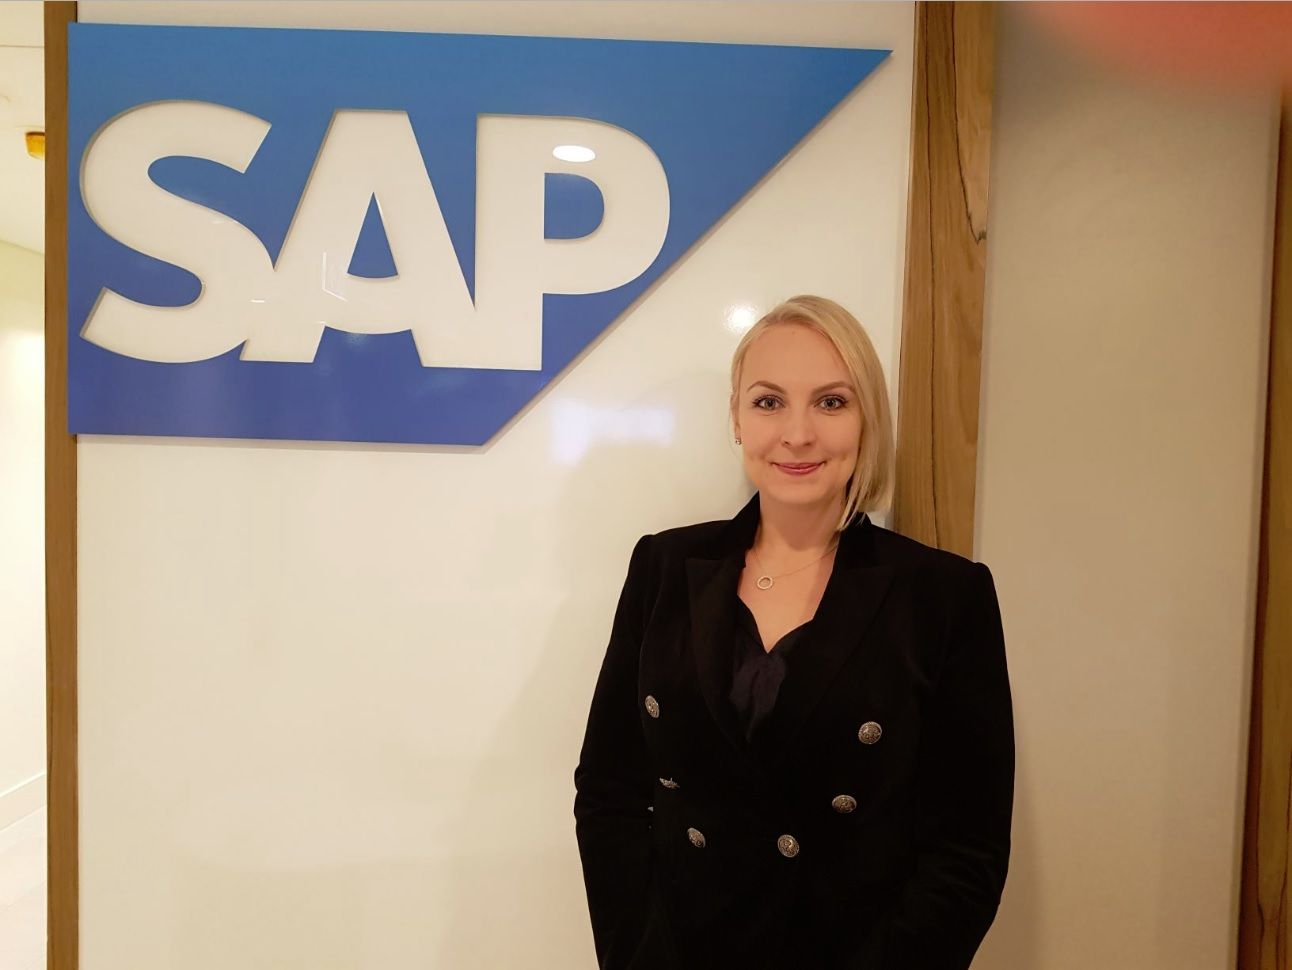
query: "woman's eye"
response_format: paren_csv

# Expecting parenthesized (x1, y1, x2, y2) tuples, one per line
(752, 395, 847, 411)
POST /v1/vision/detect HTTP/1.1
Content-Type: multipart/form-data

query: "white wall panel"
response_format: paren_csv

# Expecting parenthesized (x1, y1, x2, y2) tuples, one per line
(75, 4, 914, 967)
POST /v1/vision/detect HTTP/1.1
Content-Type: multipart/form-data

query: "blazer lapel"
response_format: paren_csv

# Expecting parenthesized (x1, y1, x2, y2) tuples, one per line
(684, 492, 762, 760)
(685, 555, 749, 755)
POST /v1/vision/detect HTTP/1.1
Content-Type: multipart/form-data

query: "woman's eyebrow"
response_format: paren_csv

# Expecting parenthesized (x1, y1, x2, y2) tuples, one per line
(745, 380, 853, 394)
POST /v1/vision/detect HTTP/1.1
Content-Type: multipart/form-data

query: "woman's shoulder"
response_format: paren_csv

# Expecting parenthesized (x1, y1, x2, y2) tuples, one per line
(638, 512, 990, 581)
(633, 516, 730, 560)
(867, 519, 980, 568)
(867, 520, 997, 617)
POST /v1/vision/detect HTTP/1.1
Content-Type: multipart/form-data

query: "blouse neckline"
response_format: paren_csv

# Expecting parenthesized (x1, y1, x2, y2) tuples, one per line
(734, 594, 814, 655)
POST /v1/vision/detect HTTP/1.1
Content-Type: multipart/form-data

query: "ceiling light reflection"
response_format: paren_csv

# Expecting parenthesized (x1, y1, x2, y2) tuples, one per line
(553, 145, 596, 163)
(724, 303, 759, 335)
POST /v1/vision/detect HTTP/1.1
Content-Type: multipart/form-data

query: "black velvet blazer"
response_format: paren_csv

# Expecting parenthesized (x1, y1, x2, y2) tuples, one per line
(573, 492, 1014, 970)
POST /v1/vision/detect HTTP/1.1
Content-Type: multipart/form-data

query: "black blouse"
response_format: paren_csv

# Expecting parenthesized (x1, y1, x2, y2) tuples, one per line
(728, 595, 814, 744)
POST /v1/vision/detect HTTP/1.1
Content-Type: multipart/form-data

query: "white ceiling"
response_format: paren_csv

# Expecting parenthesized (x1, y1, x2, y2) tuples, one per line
(0, 1, 45, 254)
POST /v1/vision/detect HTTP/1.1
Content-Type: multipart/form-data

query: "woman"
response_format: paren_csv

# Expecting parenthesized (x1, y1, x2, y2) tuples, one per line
(573, 296, 1014, 970)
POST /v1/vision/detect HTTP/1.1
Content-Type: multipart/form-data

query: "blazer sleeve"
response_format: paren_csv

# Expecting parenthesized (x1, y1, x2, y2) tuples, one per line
(850, 561, 1015, 970)
(573, 533, 657, 969)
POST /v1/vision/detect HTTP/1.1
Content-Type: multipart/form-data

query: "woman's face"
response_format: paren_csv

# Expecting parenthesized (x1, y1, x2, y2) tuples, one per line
(732, 322, 862, 512)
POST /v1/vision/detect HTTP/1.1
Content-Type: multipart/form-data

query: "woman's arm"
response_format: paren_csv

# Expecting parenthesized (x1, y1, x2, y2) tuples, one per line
(573, 533, 657, 969)
(851, 561, 1016, 970)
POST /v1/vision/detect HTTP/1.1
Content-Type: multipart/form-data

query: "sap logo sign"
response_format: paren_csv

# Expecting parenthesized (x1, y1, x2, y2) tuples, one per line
(82, 104, 667, 371)
(68, 24, 887, 444)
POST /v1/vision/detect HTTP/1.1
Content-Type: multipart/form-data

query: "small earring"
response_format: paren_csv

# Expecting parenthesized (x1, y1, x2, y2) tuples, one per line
(734, 436, 742, 445)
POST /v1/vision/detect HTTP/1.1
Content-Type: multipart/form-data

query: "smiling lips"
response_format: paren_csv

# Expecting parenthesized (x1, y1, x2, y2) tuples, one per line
(774, 461, 823, 476)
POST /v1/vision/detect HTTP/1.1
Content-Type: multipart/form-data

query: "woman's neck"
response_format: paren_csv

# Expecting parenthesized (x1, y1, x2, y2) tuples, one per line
(752, 494, 841, 561)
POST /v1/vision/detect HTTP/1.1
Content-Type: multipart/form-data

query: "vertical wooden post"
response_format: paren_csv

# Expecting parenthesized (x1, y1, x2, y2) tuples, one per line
(893, 2, 996, 556)
(44, 3, 77, 970)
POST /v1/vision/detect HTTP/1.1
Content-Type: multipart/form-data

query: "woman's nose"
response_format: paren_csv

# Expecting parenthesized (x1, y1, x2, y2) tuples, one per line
(780, 408, 816, 446)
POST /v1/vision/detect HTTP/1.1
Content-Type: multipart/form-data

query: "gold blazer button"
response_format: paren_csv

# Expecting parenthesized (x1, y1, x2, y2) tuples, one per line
(831, 794, 858, 814)
(858, 721, 883, 744)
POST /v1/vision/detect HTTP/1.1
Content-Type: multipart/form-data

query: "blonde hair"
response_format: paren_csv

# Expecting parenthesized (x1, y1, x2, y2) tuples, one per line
(729, 295, 895, 532)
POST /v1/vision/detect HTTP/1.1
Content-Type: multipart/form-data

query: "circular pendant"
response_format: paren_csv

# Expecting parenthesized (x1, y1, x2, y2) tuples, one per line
(756, 575, 774, 590)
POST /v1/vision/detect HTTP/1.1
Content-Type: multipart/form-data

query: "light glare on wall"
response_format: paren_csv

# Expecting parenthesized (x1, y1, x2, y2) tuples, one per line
(552, 144, 595, 163)
(550, 399, 674, 465)
(724, 303, 759, 335)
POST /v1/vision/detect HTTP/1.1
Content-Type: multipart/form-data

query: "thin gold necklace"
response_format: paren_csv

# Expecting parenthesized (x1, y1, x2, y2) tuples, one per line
(748, 538, 839, 590)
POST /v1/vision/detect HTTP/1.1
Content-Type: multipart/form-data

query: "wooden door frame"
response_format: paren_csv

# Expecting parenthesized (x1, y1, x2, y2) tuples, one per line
(44, 4, 78, 970)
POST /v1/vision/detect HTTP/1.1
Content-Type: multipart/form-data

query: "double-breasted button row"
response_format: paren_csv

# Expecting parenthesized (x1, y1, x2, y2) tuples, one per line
(684, 828, 802, 859)
(642, 698, 679, 792)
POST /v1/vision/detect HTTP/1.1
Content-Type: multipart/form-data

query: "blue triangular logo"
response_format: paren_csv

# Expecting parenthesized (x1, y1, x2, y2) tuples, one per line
(67, 24, 889, 445)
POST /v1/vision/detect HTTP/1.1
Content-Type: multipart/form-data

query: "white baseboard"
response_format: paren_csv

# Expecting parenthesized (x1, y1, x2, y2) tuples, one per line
(0, 773, 46, 832)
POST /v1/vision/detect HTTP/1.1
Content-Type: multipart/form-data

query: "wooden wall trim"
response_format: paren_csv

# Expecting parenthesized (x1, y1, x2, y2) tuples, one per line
(44, 4, 77, 970)
(1239, 100, 1292, 970)
(893, 1, 995, 556)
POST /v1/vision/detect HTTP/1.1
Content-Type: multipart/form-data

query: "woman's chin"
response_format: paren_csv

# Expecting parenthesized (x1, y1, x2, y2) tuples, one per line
(757, 479, 843, 507)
